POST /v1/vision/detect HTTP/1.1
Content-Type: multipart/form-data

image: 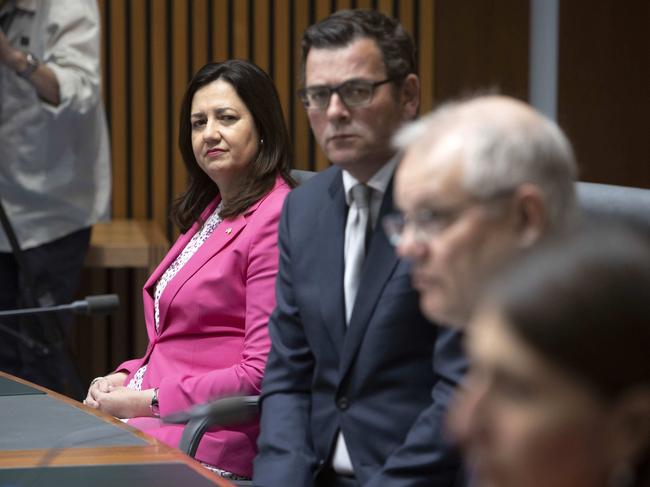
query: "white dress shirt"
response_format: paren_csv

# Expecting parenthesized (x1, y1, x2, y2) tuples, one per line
(333, 155, 399, 475)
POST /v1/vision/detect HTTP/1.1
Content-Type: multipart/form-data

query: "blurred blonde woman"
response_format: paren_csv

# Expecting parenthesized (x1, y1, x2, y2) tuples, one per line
(449, 225, 650, 487)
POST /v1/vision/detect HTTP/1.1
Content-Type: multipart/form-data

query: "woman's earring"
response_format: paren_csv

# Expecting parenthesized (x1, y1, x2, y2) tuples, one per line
(259, 138, 264, 145)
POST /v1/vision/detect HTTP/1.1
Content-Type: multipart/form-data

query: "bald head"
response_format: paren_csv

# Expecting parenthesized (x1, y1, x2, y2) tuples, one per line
(391, 96, 579, 328)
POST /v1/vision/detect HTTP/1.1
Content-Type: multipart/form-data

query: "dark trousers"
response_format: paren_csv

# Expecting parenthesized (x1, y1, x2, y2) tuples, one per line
(0, 228, 91, 396)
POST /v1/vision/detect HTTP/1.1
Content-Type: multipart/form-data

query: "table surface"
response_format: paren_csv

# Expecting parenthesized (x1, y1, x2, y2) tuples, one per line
(0, 371, 234, 486)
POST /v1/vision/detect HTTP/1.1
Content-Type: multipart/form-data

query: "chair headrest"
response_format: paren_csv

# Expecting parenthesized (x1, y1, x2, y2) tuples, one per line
(576, 182, 650, 231)
(290, 169, 316, 185)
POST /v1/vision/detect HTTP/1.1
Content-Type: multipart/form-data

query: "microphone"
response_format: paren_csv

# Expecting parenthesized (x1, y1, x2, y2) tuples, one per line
(0, 294, 119, 318)
(163, 395, 259, 425)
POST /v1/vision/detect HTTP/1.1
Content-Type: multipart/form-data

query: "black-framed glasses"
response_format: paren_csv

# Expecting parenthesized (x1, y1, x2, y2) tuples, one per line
(298, 78, 394, 109)
(382, 189, 516, 247)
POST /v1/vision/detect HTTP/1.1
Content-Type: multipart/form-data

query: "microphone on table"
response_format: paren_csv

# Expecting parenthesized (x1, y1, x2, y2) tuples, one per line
(0, 294, 120, 318)
(163, 395, 260, 425)
(0, 295, 120, 355)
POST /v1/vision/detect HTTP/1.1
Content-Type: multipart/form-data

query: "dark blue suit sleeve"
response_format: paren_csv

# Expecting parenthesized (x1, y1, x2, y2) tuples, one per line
(364, 327, 467, 487)
(253, 195, 320, 487)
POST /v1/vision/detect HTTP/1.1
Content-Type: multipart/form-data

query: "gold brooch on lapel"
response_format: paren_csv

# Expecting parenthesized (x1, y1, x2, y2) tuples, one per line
(225, 228, 232, 235)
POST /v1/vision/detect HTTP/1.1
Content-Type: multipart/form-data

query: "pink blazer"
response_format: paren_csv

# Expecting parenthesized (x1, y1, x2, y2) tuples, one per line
(114, 175, 290, 476)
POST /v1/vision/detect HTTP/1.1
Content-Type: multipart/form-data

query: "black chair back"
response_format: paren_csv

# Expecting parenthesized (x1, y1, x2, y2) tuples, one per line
(576, 182, 650, 232)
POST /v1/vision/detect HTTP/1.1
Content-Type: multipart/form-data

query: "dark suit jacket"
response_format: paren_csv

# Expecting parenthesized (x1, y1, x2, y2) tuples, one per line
(254, 166, 466, 486)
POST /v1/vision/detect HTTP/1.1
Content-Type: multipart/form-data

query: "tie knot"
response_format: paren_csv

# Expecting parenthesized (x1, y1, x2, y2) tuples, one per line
(351, 184, 372, 210)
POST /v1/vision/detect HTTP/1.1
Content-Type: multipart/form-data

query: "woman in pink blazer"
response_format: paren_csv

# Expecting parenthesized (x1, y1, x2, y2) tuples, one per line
(83, 60, 294, 480)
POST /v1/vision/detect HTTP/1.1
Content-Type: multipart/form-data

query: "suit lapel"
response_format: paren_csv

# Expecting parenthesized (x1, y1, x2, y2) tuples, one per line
(339, 177, 399, 375)
(317, 171, 348, 351)
(156, 211, 247, 333)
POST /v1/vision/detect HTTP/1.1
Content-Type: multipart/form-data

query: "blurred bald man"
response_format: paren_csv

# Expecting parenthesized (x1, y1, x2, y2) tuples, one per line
(387, 95, 578, 328)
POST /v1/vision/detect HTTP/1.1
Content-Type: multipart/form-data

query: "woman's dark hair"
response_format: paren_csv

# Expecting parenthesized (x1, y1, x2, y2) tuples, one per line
(172, 60, 294, 232)
(486, 224, 650, 401)
(300, 9, 416, 85)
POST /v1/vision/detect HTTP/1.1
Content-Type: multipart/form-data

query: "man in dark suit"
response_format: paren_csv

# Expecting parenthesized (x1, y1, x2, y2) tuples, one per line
(254, 10, 465, 487)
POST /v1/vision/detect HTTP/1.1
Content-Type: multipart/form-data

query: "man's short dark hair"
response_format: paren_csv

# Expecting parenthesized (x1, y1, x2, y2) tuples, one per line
(300, 9, 416, 84)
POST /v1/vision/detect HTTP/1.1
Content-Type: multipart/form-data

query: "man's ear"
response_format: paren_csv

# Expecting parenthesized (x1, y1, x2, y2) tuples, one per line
(400, 73, 420, 121)
(513, 184, 548, 248)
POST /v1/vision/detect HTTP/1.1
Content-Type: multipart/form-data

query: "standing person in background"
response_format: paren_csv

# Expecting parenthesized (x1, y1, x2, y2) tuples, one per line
(255, 9, 465, 487)
(84, 60, 294, 481)
(0, 0, 110, 395)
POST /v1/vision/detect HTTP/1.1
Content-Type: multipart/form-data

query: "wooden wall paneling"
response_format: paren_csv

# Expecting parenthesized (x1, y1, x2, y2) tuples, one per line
(171, 1, 190, 240)
(336, 0, 352, 11)
(109, 270, 131, 369)
(315, 0, 331, 22)
(398, 0, 414, 38)
(211, 0, 229, 62)
(132, 269, 149, 357)
(312, 0, 333, 171)
(109, 0, 128, 218)
(253, 0, 270, 72)
(150, 3, 170, 236)
(377, 0, 393, 18)
(418, 0, 434, 113)
(130, 0, 149, 219)
(433, 1, 529, 102)
(233, 0, 250, 59)
(191, 0, 210, 73)
(558, 0, 650, 188)
(74, 270, 110, 387)
(356, 0, 372, 9)
(273, 0, 291, 140)
(293, 0, 310, 171)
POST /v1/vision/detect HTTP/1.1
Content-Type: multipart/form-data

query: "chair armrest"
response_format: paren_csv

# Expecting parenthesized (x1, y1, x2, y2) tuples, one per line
(179, 415, 214, 458)
(165, 395, 260, 458)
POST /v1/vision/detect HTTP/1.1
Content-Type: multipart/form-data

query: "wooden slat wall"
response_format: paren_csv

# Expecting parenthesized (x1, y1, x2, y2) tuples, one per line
(558, 0, 650, 188)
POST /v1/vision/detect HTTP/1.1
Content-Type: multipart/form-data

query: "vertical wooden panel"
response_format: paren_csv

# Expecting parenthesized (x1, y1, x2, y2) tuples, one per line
(433, 1, 529, 102)
(109, 270, 131, 366)
(75, 270, 110, 385)
(109, 0, 128, 218)
(130, 0, 148, 218)
(293, 0, 310, 170)
(315, 0, 331, 21)
(336, 0, 352, 10)
(558, 0, 650, 188)
(253, 0, 270, 71)
(212, 0, 229, 61)
(274, 0, 291, 127)
(150, 3, 169, 231)
(356, 0, 372, 9)
(312, 0, 332, 170)
(132, 269, 149, 356)
(418, 0, 434, 112)
(192, 0, 210, 72)
(171, 1, 190, 216)
(377, 0, 393, 17)
(233, 0, 250, 59)
(398, 0, 414, 35)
